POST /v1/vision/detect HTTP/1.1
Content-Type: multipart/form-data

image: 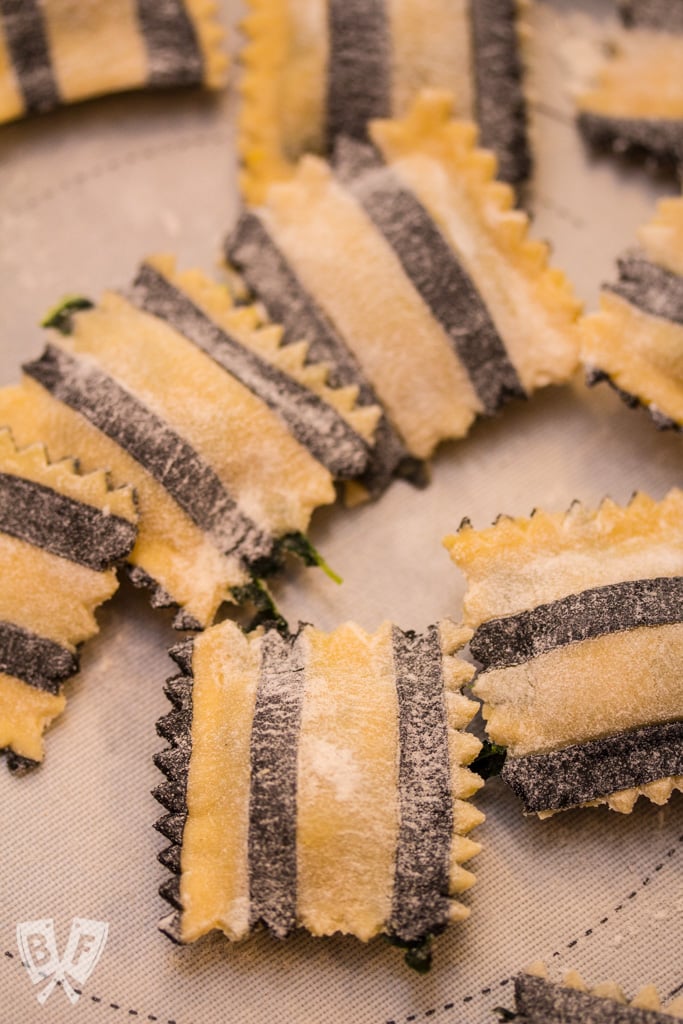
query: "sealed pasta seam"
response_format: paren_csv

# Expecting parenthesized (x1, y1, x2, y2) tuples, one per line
(501, 964, 683, 1022)
(369, 91, 580, 324)
(141, 255, 380, 445)
(238, 0, 300, 204)
(184, 0, 229, 89)
(153, 639, 195, 943)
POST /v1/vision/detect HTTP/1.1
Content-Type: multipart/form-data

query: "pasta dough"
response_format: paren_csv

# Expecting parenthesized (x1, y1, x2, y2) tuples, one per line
(0, 0, 226, 124)
(577, 2, 683, 169)
(154, 618, 483, 967)
(582, 197, 683, 429)
(227, 92, 580, 494)
(239, 0, 530, 203)
(445, 490, 683, 815)
(0, 256, 377, 629)
(0, 427, 136, 769)
(508, 964, 683, 1023)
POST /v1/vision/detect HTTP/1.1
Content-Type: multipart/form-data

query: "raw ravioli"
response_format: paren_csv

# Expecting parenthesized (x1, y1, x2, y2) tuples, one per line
(0, 428, 136, 769)
(0, 0, 226, 124)
(582, 196, 683, 430)
(228, 92, 580, 496)
(577, 1, 683, 168)
(445, 490, 683, 815)
(0, 256, 376, 629)
(154, 618, 483, 967)
(239, 0, 530, 202)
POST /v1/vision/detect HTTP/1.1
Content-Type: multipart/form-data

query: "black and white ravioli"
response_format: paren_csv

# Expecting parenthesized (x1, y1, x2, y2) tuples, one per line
(239, 0, 531, 202)
(228, 92, 580, 497)
(154, 618, 483, 965)
(582, 196, 683, 431)
(502, 965, 683, 1023)
(577, 0, 683, 170)
(0, 0, 227, 124)
(0, 255, 377, 629)
(445, 490, 683, 816)
(0, 427, 136, 771)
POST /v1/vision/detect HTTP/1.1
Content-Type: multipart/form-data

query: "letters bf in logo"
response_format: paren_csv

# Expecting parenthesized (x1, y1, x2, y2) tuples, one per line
(16, 918, 108, 1005)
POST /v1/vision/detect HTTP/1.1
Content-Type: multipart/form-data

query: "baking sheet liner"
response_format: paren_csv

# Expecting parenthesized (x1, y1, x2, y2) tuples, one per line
(0, 1, 681, 1022)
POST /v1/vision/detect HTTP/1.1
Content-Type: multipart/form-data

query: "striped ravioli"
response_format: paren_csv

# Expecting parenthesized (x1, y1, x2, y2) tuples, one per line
(507, 964, 683, 1023)
(582, 197, 683, 430)
(0, 0, 226, 124)
(620, 0, 683, 28)
(239, 0, 531, 202)
(0, 428, 136, 770)
(154, 619, 483, 966)
(577, 1, 683, 169)
(227, 92, 580, 491)
(0, 256, 376, 629)
(445, 490, 683, 816)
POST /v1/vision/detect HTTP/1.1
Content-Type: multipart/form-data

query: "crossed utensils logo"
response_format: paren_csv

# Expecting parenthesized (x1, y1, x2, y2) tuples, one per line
(16, 918, 108, 1005)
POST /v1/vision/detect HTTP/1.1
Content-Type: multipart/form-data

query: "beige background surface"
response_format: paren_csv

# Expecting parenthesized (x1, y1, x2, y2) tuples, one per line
(0, 1, 682, 1022)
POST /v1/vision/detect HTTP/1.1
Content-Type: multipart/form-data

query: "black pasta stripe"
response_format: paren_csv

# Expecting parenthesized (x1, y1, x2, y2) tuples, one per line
(607, 254, 683, 327)
(335, 138, 524, 416)
(515, 973, 679, 1024)
(0, 472, 135, 570)
(0, 621, 77, 693)
(389, 625, 452, 943)
(247, 628, 305, 938)
(225, 212, 411, 495)
(226, 213, 376, 386)
(0, 0, 59, 114)
(23, 344, 273, 568)
(128, 263, 370, 482)
(325, 0, 391, 150)
(585, 367, 680, 432)
(127, 564, 203, 631)
(135, 0, 204, 88)
(469, 0, 531, 187)
(155, 643, 195, 945)
(618, 0, 683, 31)
(471, 577, 683, 671)
(3, 749, 40, 775)
(578, 113, 683, 168)
(503, 720, 683, 814)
